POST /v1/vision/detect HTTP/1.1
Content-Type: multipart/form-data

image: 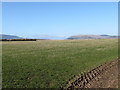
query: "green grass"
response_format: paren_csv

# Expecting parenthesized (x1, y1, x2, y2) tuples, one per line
(2, 39, 118, 88)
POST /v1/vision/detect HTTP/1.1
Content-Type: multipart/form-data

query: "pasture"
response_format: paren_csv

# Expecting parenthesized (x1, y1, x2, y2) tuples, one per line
(2, 39, 118, 88)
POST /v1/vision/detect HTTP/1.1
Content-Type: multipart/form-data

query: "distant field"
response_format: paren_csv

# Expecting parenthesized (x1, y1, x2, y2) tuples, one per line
(2, 39, 118, 88)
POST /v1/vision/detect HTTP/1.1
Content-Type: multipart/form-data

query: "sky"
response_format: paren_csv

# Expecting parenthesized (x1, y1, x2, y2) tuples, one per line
(2, 2, 118, 38)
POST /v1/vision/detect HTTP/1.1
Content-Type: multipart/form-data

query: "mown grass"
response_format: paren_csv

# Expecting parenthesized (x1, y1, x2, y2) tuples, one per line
(2, 39, 118, 88)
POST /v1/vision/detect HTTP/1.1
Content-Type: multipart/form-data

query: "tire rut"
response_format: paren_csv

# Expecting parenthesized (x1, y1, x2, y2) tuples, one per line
(62, 59, 118, 89)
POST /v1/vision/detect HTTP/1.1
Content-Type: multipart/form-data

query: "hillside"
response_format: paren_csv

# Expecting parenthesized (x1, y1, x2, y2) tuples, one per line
(67, 35, 117, 40)
(0, 34, 23, 39)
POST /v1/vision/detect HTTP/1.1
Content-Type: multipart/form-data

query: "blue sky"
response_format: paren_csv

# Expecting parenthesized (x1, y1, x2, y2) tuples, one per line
(2, 2, 118, 38)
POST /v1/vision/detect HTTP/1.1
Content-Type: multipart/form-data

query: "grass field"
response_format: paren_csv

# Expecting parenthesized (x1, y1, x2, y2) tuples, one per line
(2, 39, 118, 88)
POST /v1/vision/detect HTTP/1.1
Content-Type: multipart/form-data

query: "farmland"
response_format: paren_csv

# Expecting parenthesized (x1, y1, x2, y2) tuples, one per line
(2, 39, 118, 88)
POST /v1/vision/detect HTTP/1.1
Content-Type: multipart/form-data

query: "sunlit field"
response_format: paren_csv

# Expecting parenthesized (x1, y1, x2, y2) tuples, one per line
(2, 39, 118, 88)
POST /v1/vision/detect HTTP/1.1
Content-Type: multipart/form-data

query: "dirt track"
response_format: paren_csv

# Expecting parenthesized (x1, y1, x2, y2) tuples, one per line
(85, 59, 118, 88)
(64, 59, 118, 89)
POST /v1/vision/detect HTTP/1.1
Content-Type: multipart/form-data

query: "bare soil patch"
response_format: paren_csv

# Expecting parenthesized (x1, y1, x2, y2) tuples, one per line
(64, 59, 118, 89)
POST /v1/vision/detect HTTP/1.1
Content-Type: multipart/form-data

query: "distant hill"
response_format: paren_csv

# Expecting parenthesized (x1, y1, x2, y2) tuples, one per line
(67, 34, 118, 40)
(0, 34, 66, 40)
(1, 34, 118, 40)
(0, 34, 23, 39)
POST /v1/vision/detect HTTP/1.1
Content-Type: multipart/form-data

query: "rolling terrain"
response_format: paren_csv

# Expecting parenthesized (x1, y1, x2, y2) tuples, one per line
(0, 34, 22, 39)
(67, 34, 117, 40)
